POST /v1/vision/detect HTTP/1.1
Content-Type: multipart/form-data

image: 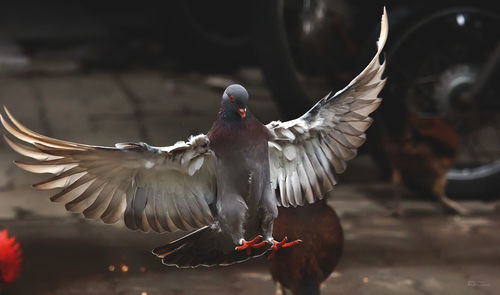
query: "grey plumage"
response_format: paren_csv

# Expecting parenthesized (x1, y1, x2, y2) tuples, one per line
(1, 8, 388, 268)
(1, 111, 216, 232)
(267, 8, 387, 207)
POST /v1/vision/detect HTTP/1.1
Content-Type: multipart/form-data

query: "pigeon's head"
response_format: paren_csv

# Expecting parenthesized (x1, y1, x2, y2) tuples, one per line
(222, 84, 249, 120)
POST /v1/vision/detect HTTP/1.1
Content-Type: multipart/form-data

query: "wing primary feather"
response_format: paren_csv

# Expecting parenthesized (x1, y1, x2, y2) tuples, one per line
(314, 138, 338, 187)
(82, 183, 119, 219)
(50, 175, 96, 202)
(65, 181, 106, 212)
(33, 170, 87, 190)
(3, 107, 91, 149)
(14, 160, 78, 175)
(304, 140, 333, 193)
(307, 138, 335, 191)
(321, 137, 348, 173)
(1, 114, 85, 151)
(3, 135, 62, 161)
(101, 181, 130, 224)
(300, 149, 322, 197)
(325, 134, 357, 161)
(101, 191, 127, 224)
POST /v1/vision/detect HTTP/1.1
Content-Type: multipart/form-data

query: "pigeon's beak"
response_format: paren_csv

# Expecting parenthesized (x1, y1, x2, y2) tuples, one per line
(238, 108, 247, 119)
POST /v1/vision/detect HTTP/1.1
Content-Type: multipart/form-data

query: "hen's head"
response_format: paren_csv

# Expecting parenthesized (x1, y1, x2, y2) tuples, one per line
(0, 229, 23, 287)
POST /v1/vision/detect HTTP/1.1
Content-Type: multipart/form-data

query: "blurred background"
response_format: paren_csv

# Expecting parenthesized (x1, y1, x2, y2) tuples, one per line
(0, 0, 499, 294)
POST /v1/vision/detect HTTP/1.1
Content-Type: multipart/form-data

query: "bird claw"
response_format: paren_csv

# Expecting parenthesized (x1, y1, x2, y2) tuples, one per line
(235, 235, 267, 255)
(268, 236, 302, 259)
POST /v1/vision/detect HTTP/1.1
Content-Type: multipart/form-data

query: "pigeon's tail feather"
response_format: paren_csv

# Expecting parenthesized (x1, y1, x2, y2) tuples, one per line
(152, 226, 269, 268)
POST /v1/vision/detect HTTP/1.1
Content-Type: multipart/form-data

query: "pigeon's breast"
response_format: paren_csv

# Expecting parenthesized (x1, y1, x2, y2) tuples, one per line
(208, 117, 270, 195)
(208, 117, 269, 159)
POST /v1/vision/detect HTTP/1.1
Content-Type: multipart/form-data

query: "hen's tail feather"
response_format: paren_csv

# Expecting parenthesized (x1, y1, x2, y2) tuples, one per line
(152, 226, 270, 268)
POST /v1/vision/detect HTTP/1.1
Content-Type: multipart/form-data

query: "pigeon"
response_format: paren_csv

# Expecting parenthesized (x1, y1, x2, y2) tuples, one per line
(1, 8, 388, 268)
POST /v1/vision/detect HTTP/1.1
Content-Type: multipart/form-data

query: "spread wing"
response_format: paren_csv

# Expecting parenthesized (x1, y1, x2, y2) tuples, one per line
(1, 108, 216, 232)
(267, 8, 388, 207)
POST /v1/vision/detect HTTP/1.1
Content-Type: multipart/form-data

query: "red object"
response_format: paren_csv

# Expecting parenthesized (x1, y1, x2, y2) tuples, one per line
(235, 235, 267, 255)
(268, 237, 302, 259)
(0, 229, 23, 286)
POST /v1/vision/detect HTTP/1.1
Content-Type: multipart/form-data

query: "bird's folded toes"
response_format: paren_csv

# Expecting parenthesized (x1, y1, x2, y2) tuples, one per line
(268, 236, 303, 259)
(235, 235, 266, 255)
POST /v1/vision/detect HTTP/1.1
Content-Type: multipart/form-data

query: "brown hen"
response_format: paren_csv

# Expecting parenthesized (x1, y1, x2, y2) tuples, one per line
(382, 112, 469, 215)
(269, 200, 343, 295)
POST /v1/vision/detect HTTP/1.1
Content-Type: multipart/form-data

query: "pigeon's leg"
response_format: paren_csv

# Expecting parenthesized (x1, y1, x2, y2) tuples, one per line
(235, 183, 277, 255)
(433, 175, 470, 215)
(235, 235, 267, 255)
(259, 184, 300, 259)
(217, 193, 267, 255)
(218, 193, 249, 244)
(260, 183, 278, 242)
(268, 237, 302, 259)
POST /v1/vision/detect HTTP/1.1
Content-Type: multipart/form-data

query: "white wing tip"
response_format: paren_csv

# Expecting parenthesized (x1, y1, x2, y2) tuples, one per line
(378, 7, 389, 52)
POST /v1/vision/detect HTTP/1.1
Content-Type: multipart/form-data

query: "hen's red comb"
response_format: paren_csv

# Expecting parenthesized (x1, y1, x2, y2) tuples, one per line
(0, 229, 23, 285)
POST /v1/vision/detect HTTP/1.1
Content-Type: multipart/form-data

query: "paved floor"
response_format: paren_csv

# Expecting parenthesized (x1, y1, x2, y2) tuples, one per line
(1, 68, 499, 294)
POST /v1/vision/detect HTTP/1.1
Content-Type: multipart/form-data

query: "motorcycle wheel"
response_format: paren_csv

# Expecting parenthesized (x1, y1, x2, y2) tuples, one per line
(381, 6, 500, 199)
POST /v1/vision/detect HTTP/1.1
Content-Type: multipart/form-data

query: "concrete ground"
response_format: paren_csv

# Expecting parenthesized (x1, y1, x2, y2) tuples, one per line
(0, 67, 499, 295)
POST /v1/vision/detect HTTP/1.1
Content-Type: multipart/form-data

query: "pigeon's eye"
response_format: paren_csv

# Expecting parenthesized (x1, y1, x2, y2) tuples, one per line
(229, 95, 235, 102)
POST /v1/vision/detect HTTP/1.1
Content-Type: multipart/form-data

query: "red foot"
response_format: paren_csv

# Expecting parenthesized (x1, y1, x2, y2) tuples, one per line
(235, 235, 267, 255)
(268, 236, 302, 259)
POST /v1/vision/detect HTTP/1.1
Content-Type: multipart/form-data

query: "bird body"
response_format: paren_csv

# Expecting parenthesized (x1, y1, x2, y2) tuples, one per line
(1, 8, 388, 268)
(208, 103, 277, 249)
(269, 200, 343, 295)
(382, 112, 468, 215)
